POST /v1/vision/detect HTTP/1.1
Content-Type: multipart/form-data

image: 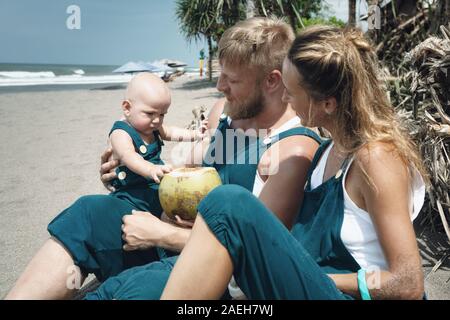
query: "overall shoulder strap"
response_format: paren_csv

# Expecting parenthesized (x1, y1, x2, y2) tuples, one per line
(210, 113, 230, 144)
(337, 153, 355, 180)
(153, 130, 164, 147)
(304, 139, 333, 189)
(263, 126, 322, 148)
(217, 113, 230, 129)
(255, 126, 323, 170)
(109, 121, 146, 150)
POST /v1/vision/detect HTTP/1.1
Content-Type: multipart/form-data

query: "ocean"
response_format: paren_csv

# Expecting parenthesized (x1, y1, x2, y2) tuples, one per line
(0, 63, 198, 93)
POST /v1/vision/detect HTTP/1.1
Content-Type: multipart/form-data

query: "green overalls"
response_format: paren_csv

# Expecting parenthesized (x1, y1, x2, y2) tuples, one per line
(197, 139, 361, 299)
(109, 121, 164, 214)
(48, 121, 165, 281)
(84, 117, 324, 300)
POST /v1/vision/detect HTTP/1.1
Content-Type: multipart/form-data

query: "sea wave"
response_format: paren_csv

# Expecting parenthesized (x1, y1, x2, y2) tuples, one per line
(73, 69, 85, 75)
(0, 71, 56, 79)
(0, 74, 134, 87)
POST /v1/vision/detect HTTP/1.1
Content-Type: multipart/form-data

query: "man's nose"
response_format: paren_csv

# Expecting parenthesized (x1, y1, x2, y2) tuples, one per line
(216, 75, 227, 93)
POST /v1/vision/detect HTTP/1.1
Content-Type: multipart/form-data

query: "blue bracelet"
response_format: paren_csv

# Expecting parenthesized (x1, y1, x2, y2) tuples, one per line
(357, 269, 372, 300)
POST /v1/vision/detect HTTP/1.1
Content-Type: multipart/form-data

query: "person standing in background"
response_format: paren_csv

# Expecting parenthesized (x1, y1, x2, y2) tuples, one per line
(199, 49, 205, 77)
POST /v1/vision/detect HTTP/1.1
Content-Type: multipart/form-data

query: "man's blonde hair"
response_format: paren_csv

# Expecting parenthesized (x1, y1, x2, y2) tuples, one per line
(218, 17, 294, 76)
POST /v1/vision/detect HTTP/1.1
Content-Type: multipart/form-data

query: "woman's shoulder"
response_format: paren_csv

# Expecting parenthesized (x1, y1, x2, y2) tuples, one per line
(355, 141, 405, 167)
(352, 141, 410, 189)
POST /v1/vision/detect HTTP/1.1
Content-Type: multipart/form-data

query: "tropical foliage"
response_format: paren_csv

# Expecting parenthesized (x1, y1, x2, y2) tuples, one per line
(175, 0, 346, 81)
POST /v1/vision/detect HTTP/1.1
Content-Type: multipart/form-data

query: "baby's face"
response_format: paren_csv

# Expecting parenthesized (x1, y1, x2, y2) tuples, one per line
(125, 97, 169, 136)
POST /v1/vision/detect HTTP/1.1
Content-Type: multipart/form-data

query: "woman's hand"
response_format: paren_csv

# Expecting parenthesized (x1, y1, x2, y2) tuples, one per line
(100, 148, 119, 192)
(121, 210, 170, 251)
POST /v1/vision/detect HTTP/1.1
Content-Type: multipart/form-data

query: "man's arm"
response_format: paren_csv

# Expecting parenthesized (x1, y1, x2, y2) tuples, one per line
(122, 211, 191, 252)
(257, 135, 319, 230)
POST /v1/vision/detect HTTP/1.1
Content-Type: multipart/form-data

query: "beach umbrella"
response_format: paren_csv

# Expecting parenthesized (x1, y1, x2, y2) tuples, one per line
(147, 61, 174, 73)
(112, 61, 159, 74)
(166, 59, 188, 68)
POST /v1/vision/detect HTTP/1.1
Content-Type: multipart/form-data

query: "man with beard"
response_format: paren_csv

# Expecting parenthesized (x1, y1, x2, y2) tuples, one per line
(6, 17, 321, 300)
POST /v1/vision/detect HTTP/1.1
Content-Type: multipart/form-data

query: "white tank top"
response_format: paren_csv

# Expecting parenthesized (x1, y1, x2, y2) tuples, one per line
(228, 116, 301, 300)
(310, 142, 426, 270)
(251, 116, 301, 197)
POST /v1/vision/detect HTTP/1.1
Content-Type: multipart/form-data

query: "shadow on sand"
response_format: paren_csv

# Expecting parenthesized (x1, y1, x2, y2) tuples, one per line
(415, 220, 450, 271)
(90, 84, 127, 91)
(176, 77, 219, 91)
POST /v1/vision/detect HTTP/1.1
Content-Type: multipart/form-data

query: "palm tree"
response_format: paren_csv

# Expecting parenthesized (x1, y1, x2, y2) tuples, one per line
(256, 0, 323, 31)
(175, 0, 222, 81)
(176, 0, 245, 81)
(348, 0, 356, 26)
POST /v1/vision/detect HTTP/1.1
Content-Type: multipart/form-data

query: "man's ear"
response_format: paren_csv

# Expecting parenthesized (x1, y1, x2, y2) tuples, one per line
(122, 100, 131, 116)
(323, 96, 338, 115)
(265, 70, 283, 93)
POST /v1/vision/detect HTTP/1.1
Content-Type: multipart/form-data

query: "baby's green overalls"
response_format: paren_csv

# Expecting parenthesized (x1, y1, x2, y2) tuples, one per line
(84, 116, 323, 300)
(48, 121, 165, 281)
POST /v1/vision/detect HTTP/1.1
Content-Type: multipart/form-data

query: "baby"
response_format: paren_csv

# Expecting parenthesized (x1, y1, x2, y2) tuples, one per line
(108, 72, 207, 212)
(43, 73, 206, 275)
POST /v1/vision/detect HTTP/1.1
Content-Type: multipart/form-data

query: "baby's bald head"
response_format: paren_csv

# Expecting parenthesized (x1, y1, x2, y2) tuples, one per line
(125, 72, 171, 109)
(122, 73, 171, 133)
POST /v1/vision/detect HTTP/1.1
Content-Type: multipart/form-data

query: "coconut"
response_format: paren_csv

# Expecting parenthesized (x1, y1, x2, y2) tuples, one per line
(158, 167, 222, 221)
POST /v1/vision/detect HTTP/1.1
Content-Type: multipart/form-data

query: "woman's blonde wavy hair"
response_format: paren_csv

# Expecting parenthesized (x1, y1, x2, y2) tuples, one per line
(287, 25, 428, 182)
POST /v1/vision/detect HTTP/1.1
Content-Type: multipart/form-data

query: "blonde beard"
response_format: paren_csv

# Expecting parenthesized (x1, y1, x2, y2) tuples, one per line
(223, 91, 265, 120)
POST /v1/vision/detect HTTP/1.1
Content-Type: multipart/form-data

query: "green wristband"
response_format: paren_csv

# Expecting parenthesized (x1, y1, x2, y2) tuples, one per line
(357, 269, 372, 300)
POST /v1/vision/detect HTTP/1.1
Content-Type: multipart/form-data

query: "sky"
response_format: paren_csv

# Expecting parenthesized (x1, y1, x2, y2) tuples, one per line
(0, 0, 350, 67)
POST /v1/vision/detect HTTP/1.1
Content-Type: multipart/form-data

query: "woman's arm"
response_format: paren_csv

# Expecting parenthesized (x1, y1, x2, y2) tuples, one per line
(330, 143, 424, 300)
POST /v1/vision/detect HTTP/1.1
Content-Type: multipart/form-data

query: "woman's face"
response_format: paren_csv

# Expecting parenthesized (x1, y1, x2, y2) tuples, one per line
(281, 58, 328, 128)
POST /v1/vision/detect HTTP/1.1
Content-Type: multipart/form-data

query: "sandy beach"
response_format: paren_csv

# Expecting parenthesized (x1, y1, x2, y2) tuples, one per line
(0, 75, 448, 299)
(0, 74, 220, 298)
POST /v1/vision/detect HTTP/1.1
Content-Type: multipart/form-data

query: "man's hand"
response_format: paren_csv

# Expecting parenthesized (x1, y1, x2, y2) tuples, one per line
(121, 210, 170, 251)
(100, 148, 119, 192)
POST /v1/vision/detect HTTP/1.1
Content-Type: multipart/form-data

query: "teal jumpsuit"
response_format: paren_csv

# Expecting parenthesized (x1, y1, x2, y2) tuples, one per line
(84, 117, 324, 300)
(197, 140, 361, 299)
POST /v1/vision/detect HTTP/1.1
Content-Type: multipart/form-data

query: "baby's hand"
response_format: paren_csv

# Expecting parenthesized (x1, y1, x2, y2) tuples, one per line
(174, 215, 195, 228)
(149, 164, 172, 183)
